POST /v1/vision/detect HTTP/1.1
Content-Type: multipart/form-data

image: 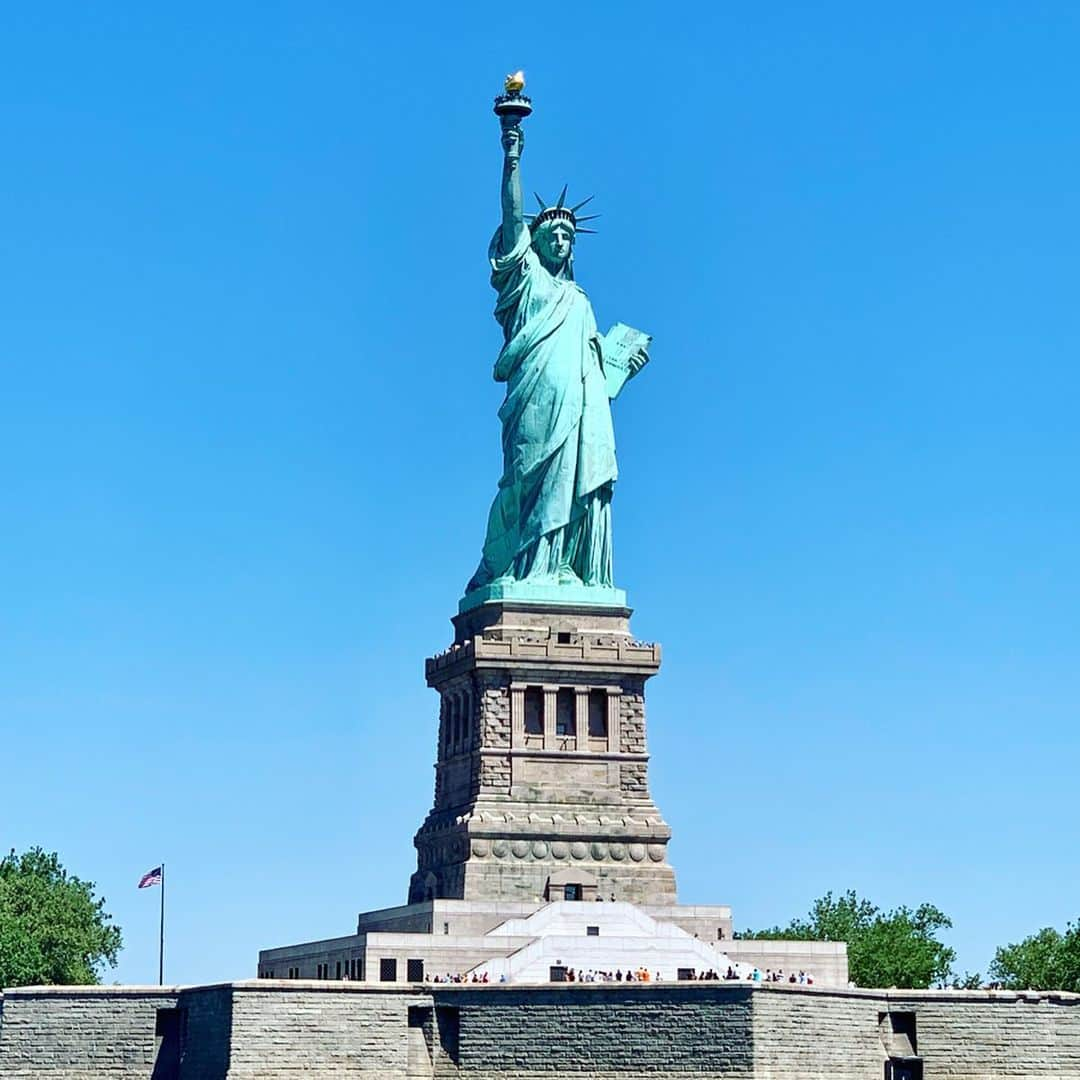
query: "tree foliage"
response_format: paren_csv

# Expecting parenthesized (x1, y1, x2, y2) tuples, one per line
(0, 847, 122, 987)
(989, 922, 1080, 992)
(736, 889, 957, 989)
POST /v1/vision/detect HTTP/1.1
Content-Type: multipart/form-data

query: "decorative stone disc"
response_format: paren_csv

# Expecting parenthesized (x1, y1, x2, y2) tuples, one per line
(531, 840, 549, 858)
(628, 843, 646, 862)
(609, 842, 627, 861)
(511, 839, 530, 859)
(590, 842, 607, 860)
(569, 842, 588, 860)
(647, 843, 666, 862)
(550, 841, 569, 860)
(492, 840, 509, 859)
(471, 840, 490, 859)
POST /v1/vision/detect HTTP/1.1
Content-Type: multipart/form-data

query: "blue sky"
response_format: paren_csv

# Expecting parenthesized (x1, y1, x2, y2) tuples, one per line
(2, 2, 1077, 986)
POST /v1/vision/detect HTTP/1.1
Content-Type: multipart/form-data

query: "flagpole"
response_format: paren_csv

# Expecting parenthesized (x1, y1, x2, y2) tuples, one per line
(159, 862, 165, 985)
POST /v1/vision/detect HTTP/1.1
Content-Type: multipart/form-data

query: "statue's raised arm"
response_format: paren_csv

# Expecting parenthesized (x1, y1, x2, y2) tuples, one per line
(500, 123, 526, 255)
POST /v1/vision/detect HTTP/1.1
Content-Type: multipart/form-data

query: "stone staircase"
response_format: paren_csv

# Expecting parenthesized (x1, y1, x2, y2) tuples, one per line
(470, 901, 731, 983)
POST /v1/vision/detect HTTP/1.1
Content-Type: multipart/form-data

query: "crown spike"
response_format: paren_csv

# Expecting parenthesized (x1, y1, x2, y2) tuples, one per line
(576, 227, 598, 234)
(575, 214, 601, 223)
(569, 195, 594, 213)
(534, 192, 548, 211)
(555, 184, 568, 208)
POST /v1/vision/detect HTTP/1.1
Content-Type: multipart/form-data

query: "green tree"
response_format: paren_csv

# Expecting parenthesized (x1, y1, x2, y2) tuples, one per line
(736, 889, 958, 989)
(989, 922, 1080, 992)
(0, 847, 122, 987)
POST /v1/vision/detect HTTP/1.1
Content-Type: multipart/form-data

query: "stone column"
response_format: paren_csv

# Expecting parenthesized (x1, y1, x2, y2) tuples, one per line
(606, 687, 621, 754)
(510, 683, 525, 748)
(575, 688, 589, 748)
(543, 686, 558, 750)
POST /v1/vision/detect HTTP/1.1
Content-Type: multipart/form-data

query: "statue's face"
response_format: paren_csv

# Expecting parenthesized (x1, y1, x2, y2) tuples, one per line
(536, 223, 574, 268)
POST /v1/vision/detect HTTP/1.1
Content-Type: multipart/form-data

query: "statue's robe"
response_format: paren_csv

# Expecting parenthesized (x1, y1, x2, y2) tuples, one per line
(467, 227, 617, 591)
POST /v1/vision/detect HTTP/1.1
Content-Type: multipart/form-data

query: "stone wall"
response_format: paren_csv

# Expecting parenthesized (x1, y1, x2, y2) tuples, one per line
(447, 984, 755, 1079)
(751, 988, 886, 1078)
(0, 985, 180, 1079)
(891, 991, 1080, 1078)
(617, 690, 646, 758)
(225, 985, 430, 1077)
(750, 985, 1080, 1079)
(3, 980, 1079, 1079)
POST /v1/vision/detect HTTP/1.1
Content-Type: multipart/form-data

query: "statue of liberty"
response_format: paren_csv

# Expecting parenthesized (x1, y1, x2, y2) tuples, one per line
(463, 74, 651, 610)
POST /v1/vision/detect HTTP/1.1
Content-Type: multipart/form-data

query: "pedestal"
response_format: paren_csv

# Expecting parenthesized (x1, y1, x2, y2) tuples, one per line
(409, 601, 677, 906)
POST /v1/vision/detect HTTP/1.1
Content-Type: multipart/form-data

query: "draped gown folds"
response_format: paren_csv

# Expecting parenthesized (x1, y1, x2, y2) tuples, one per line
(466, 227, 618, 594)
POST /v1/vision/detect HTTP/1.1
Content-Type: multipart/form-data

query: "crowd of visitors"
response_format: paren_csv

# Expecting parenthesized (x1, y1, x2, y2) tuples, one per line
(723, 967, 815, 984)
(427, 965, 816, 984)
(556, 968, 662, 983)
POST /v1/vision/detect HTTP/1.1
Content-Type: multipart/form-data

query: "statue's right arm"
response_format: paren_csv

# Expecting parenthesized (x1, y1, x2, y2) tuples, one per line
(500, 125, 527, 254)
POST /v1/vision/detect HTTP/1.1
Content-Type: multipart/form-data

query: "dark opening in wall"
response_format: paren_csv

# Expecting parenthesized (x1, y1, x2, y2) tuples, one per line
(880, 1010, 921, 1080)
(451, 698, 461, 749)
(407, 958, 425, 982)
(550, 965, 568, 982)
(152, 1008, 185, 1080)
(407, 1007, 433, 1077)
(884, 1061, 923, 1080)
(436, 1006, 460, 1065)
(879, 1011, 918, 1056)
(524, 687, 543, 734)
(155, 1008, 184, 1038)
(587, 925, 600, 936)
(556, 687, 576, 736)
(677, 968, 696, 981)
(380, 957, 398, 982)
(588, 689, 607, 737)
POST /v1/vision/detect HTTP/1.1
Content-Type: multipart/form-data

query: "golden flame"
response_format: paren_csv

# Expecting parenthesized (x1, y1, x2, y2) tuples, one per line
(504, 70, 526, 93)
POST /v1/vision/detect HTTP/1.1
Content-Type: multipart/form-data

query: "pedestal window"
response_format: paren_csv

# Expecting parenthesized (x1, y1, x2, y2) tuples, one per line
(556, 687, 576, 743)
(524, 687, 543, 740)
(588, 689, 607, 738)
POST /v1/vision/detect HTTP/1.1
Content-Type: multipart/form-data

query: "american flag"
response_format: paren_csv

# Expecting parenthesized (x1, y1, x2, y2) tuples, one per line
(138, 866, 162, 889)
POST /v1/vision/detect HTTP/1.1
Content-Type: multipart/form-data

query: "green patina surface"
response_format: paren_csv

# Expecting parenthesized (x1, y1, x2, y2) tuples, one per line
(459, 579, 627, 615)
(462, 82, 651, 614)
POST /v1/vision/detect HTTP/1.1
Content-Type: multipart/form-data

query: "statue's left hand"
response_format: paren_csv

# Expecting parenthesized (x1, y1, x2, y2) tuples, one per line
(628, 347, 650, 376)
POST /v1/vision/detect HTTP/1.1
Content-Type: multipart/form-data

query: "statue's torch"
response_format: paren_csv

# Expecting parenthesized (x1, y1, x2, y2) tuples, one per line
(494, 70, 532, 133)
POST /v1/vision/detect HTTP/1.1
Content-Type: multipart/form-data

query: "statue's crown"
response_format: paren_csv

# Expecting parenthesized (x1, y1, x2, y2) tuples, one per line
(527, 187, 599, 235)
